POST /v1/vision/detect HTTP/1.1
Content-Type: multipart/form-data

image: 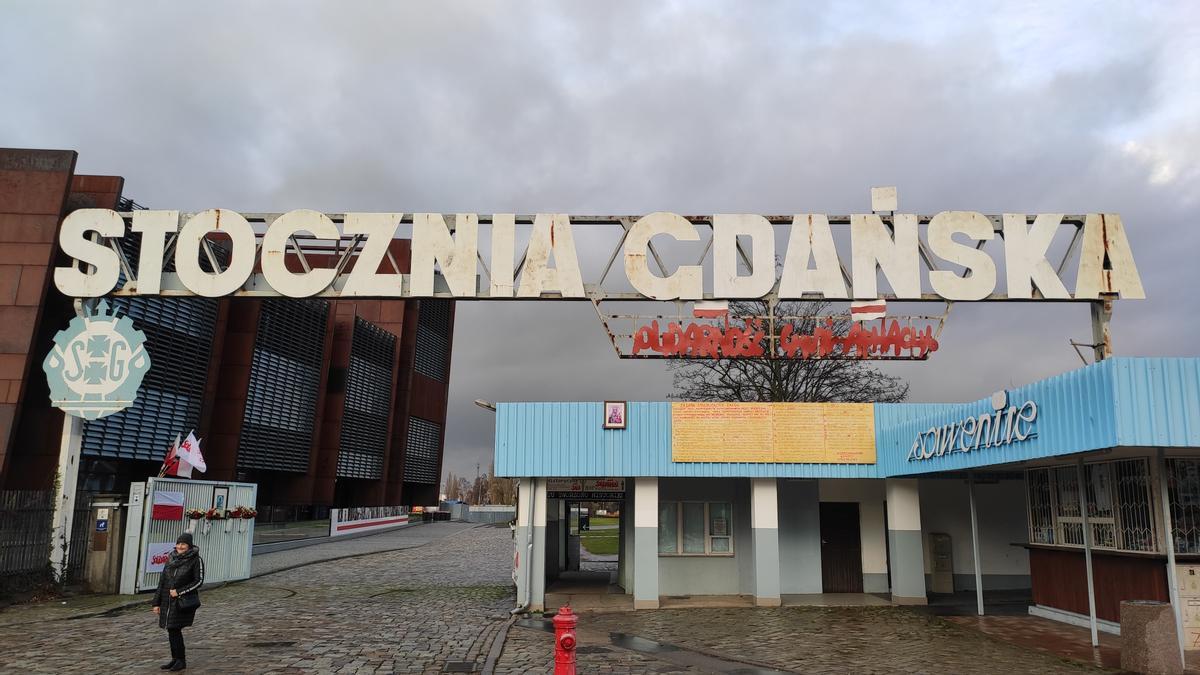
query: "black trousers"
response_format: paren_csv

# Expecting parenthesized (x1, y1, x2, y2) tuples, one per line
(167, 627, 185, 661)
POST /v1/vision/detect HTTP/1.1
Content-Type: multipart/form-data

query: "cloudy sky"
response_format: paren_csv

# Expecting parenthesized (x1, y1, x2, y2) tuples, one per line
(3, 2, 1198, 483)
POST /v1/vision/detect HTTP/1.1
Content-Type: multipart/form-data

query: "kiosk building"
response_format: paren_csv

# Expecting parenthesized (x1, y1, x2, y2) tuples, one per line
(499, 356, 1200, 638)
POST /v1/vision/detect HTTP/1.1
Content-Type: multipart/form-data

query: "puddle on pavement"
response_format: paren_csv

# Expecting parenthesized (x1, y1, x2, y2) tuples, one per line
(609, 632, 680, 653)
(515, 618, 554, 632)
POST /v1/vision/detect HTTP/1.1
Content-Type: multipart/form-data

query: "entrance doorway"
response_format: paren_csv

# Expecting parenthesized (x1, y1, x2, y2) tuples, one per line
(573, 500, 620, 573)
(820, 502, 864, 593)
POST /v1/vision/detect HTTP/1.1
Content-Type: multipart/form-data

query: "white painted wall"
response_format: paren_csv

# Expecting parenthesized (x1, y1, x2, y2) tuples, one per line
(818, 479, 888, 576)
(918, 478, 1030, 580)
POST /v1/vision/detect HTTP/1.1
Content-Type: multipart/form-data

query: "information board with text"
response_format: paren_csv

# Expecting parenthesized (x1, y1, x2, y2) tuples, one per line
(670, 402, 876, 464)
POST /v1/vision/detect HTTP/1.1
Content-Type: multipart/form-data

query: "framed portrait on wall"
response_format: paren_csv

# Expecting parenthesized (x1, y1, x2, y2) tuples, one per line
(212, 486, 229, 512)
(603, 401, 627, 430)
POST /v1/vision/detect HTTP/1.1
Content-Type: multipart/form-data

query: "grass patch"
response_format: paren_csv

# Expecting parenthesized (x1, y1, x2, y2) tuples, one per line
(580, 530, 620, 555)
(588, 516, 620, 528)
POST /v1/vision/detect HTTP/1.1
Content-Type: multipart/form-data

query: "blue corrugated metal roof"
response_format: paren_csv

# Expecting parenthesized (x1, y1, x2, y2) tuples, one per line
(494, 358, 1200, 478)
(1113, 358, 1200, 448)
(877, 359, 1119, 476)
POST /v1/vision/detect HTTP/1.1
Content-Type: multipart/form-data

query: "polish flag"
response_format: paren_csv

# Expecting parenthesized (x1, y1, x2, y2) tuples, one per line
(850, 300, 887, 322)
(151, 491, 185, 521)
(693, 301, 729, 319)
(176, 431, 207, 474)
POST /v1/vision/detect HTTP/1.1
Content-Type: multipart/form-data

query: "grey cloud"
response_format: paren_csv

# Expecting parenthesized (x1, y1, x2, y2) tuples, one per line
(1, 1, 1196, 482)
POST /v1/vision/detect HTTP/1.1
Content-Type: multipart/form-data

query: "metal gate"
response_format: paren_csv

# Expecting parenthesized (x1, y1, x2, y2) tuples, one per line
(64, 491, 93, 584)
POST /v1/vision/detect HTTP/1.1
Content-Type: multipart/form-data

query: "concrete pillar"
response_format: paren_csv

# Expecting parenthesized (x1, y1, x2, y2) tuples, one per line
(885, 478, 927, 605)
(751, 478, 781, 606)
(633, 477, 659, 609)
(778, 479, 822, 594)
(515, 478, 548, 611)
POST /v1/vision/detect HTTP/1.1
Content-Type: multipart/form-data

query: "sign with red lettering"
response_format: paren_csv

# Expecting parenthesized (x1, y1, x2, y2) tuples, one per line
(145, 542, 175, 573)
(632, 318, 938, 360)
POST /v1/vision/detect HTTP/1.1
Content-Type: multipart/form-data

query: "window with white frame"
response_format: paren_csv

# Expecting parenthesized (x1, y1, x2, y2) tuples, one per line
(657, 501, 733, 556)
(1025, 459, 1157, 553)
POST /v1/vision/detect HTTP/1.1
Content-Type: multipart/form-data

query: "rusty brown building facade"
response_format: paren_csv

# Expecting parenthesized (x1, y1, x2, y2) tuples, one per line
(0, 148, 453, 513)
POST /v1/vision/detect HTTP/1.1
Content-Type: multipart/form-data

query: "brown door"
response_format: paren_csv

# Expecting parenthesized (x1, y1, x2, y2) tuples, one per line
(820, 502, 864, 593)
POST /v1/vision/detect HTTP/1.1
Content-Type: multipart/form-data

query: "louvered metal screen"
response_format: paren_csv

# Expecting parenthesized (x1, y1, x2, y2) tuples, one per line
(337, 318, 396, 479)
(403, 417, 441, 484)
(414, 300, 450, 382)
(82, 231, 221, 461)
(236, 299, 329, 473)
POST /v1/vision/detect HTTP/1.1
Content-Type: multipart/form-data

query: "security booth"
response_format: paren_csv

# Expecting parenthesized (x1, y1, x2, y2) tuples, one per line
(499, 357, 1200, 644)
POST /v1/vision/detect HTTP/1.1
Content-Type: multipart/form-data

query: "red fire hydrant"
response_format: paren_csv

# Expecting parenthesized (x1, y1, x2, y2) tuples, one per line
(552, 604, 578, 675)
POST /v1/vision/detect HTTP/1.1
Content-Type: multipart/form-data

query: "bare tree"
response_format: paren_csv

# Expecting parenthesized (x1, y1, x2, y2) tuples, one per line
(445, 472, 460, 501)
(486, 463, 517, 505)
(455, 477, 472, 503)
(669, 300, 909, 403)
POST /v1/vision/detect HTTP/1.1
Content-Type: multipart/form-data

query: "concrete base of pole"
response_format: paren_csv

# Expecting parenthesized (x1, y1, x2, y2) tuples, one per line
(1120, 600, 1184, 674)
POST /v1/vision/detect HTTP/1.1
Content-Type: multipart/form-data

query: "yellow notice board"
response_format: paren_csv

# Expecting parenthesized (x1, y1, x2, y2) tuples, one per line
(670, 402, 876, 464)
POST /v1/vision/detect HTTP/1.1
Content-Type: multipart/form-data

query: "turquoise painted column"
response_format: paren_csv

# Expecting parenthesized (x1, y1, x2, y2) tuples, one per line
(633, 477, 659, 609)
(885, 478, 927, 605)
(751, 478, 781, 606)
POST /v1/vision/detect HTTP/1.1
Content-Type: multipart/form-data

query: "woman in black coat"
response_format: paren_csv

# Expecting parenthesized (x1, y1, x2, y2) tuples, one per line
(152, 532, 205, 671)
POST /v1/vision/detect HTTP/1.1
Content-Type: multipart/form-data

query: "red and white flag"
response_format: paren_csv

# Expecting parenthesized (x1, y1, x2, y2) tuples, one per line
(151, 490, 185, 520)
(693, 301, 729, 319)
(850, 299, 886, 322)
(176, 431, 207, 474)
(159, 434, 190, 478)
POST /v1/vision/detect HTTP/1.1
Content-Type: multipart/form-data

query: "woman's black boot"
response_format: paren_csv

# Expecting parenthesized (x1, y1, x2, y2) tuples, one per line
(168, 660, 186, 671)
(160, 660, 177, 670)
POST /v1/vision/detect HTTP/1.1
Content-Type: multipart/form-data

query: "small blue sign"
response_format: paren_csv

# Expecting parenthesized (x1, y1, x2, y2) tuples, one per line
(95, 519, 108, 533)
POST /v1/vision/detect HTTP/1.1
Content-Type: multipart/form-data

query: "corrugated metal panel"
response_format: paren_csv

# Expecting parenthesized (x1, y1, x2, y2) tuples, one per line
(877, 359, 1120, 476)
(495, 402, 881, 479)
(495, 359, 1200, 479)
(138, 478, 256, 591)
(1113, 357, 1200, 447)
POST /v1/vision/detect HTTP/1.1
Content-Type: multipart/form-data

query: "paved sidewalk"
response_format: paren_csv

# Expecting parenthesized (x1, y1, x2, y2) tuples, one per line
(251, 521, 477, 577)
(0, 521, 479, 628)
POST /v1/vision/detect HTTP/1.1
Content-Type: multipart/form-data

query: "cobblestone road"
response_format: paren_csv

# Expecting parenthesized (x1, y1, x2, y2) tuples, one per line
(0, 523, 514, 674)
(543, 607, 1106, 675)
(0, 521, 1113, 674)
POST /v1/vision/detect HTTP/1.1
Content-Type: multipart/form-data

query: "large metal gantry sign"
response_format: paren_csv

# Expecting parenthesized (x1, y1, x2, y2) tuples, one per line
(53, 188, 1143, 361)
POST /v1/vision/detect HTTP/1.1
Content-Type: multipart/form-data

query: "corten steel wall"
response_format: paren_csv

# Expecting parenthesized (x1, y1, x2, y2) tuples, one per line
(205, 240, 454, 509)
(0, 149, 455, 508)
(207, 299, 335, 506)
(0, 149, 77, 487)
(399, 298, 455, 505)
(0, 152, 134, 489)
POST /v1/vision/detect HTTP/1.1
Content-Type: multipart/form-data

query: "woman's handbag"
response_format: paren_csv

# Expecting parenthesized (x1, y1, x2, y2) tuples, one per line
(176, 592, 201, 611)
